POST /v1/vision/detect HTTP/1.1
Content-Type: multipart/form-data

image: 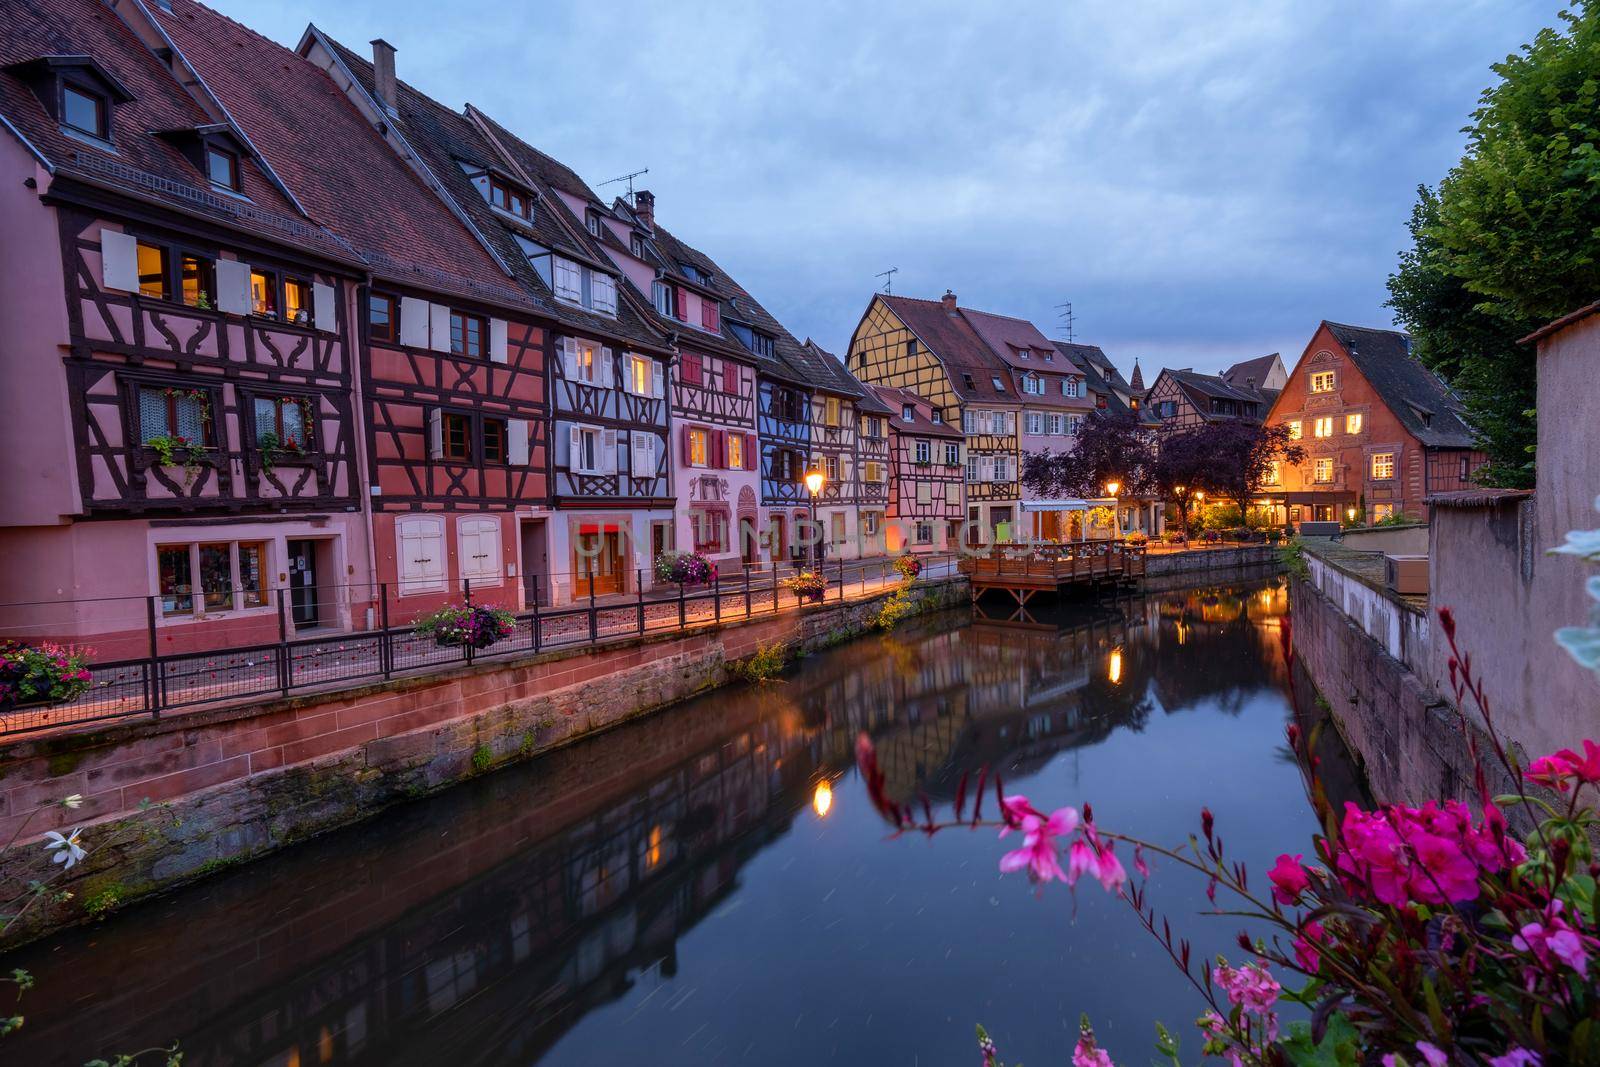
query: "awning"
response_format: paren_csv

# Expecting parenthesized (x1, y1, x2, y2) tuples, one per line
(1019, 497, 1115, 512)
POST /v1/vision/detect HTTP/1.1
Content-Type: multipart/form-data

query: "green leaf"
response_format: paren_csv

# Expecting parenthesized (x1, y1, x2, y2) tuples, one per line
(1281, 1014, 1361, 1066)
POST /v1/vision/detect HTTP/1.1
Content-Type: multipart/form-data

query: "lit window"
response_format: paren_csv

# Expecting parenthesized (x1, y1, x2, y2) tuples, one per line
(62, 83, 108, 139)
(1313, 417, 1333, 438)
(136, 241, 168, 300)
(180, 254, 214, 308)
(726, 432, 744, 470)
(1266, 460, 1281, 485)
(689, 428, 710, 467)
(250, 269, 278, 318)
(629, 354, 653, 395)
(206, 146, 240, 191)
(1310, 371, 1336, 393)
(1371, 452, 1395, 479)
(1345, 413, 1363, 434)
(1286, 420, 1302, 440)
(156, 540, 267, 616)
(283, 276, 311, 326)
(450, 311, 486, 357)
(1373, 503, 1395, 522)
(1314, 458, 1334, 483)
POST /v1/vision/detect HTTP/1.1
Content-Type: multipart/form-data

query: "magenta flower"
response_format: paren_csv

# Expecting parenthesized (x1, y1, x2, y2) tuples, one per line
(1552, 739, 1600, 784)
(1292, 919, 1325, 972)
(998, 807, 1076, 883)
(1065, 838, 1103, 888)
(1093, 842, 1127, 894)
(1513, 905, 1591, 978)
(1489, 1050, 1541, 1067)
(1268, 853, 1312, 904)
(1526, 752, 1576, 791)
(997, 793, 1040, 836)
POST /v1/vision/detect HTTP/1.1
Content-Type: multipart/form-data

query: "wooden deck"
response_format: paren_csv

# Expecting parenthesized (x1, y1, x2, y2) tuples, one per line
(958, 543, 1147, 613)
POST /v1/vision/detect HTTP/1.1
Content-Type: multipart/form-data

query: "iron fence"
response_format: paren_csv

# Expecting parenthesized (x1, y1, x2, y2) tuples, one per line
(0, 554, 959, 737)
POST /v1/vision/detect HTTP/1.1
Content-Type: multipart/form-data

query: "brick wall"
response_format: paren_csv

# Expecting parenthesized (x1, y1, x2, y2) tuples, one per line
(0, 576, 968, 945)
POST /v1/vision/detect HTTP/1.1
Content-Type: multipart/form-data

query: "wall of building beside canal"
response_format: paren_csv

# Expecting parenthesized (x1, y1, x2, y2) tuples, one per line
(0, 576, 969, 946)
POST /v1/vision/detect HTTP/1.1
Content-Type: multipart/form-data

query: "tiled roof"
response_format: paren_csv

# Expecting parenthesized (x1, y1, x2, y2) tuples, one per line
(959, 306, 1057, 371)
(1520, 299, 1600, 345)
(1323, 322, 1476, 449)
(793, 338, 876, 400)
(1054, 341, 1130, 393)
(1428, 487, 1531, 508)
(155, 2, 519, 305)
(627, 220, 769, 365)
(0, 0, 351, 264)
(868, 386, 963, 437)
(880, 294, 1012, 403)
(1221, 353, 1280, 389)
(1054, 342, 1132, 415)
(1158, 368, 1271, 424)
(320, 36, 663, 348)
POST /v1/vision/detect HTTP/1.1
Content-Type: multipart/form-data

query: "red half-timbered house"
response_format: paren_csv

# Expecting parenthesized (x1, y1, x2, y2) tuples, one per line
(869, 387, 965, 553)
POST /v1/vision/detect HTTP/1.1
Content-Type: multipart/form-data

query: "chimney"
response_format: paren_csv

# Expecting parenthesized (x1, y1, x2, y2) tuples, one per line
(633, 189, 655, 229)
(940, 289, 957, 313)
(371, 39, 398, 117)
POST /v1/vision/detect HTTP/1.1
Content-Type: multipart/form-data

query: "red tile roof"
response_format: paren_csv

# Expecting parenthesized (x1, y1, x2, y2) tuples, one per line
(879, 294, 1010, 403)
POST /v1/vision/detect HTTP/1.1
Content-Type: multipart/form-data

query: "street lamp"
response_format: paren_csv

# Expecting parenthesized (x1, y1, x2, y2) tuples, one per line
(804, 465, 825, 566)
(1105, 480, 1121, 540)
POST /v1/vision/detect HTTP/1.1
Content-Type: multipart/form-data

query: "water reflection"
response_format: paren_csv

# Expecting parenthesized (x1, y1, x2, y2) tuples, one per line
(1, 577, 1331, 1067)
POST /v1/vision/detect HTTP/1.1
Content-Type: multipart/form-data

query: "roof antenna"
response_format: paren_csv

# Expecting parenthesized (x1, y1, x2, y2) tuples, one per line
(875, 267, 898, 294)
(1055, 301, 1075, 343)
(598, 167, 650, 199)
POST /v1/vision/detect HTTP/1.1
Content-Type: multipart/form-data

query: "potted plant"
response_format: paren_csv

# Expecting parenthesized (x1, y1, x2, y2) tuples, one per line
(893, 554, 923, 581)
(0, 641, 94, 711)
(783, 570, 828, 603)
(1124, 531, 1148, 547)
(414, 603, 516, 649)
(654, 550, 717, 586)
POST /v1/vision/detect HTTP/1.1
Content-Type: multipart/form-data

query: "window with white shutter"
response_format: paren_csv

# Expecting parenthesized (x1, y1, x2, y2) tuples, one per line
(312, 283, 337, 332)
(489, 318, 509, 363)
(631, 433, 656, 478)
(457, 517, 502, 585)
(508, 419, 530, 465)
(428, 303, 451, 353)
(400, 296, 430, 347)
(945, 482, 960, 506)
(602, 428, 619, 474)
(100, 229, 140, 292)
(427, 409, 444, 460)
(591, 273, 617, 316)
(396, 516, 446, 594)
(553, 258, 582, 303)
(917, 482, 932, 505)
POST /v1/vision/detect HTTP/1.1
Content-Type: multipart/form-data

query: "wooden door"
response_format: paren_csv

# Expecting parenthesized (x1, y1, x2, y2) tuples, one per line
(575, 532, 625, 597)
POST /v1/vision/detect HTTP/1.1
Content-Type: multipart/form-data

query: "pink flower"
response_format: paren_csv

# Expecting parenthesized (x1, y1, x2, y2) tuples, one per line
(1526, 752, 1576, 791)
(1489, 1050, 1541, 1067)
(1414, 1042, 1449, 1067)
(997, 794, 1039, 836)
(1513, 905, 1591, 979)
(1292, 919, 1325, 972)
(1553, 739, 1600, 784)
(1268, 853, 1312, 904)
(1066, 838, 1103, 888)
(1072, 1020, 1115, 1067)
(998, 807, 1076, 884)
(1093, 842, 1127, 894)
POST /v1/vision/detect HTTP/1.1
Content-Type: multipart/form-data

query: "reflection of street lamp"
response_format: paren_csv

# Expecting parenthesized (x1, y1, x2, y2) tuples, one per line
(1105, 480, 1121, 539)
(1108, 647, 1123, 685)
(804, 465, 825, 565)
(812, 779, 833, 818)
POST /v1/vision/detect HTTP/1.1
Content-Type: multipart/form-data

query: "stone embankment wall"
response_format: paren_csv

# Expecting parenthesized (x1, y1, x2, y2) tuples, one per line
(1145, 544, 1279, 577)
(0, 576, 967, 945)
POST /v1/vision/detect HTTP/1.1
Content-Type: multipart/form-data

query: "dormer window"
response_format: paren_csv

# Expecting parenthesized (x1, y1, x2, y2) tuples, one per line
(991, 375, 1006, 392)
(962, 373, 976, 391)
(486, 174, 532, 220)
(730, 323, 775, 359)
(586, 212, 602, 237)
(1016, 346, 1030, 360)
(1021, 374, 1043, 396)
(901, 403, 915, 422)
(1043, 350, 1054, 363)
(206, 144, 240, 191)
(62, 83, 108, 139)
(630, 233, 646, 257)
(548, 256, 617, 317)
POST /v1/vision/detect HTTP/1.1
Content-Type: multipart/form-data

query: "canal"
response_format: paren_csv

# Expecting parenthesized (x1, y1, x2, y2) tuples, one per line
(2, 575, 1361, 1066)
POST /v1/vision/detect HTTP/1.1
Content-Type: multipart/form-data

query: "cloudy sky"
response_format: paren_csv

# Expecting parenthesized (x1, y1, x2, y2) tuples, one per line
(219, 0, 1556, 381)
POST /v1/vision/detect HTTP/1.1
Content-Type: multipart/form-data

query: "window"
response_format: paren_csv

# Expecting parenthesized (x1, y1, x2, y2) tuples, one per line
(831, 512, 846, 544)
(689, 428, 710, 467)
(62, 83, 108, 139)
(283, 276, 311, 326)
(1063, 378, 1081, 398)
(206, 145, 240, 191)
(652, 280, 674, 318)
(1022, 376, 1043, 396)
(180, 254, 214, 308)
(1016, 346, 1030, 360)
(701, 299, 720, 332)
(944, 442, 960, 466)
(1346, 413, 1363, 434)
(866, 415, 885, 438)
(138, 385, 211, 445)
(916, 523, 934, 544)
(1310, 370, 1336, 393)
(730, 324, 775, 358)
(1373, 504, 1395, 522)
(1266, 460, 1281, 485)
(993, 455, 1011, 482)
(962, 373, 976, 391)
(369, 293, 396, 341)
(157, 541, 268, 617)
(1371, 452, 1395, 479)
(864, 460, 886, 483)
(991, 375, 1006, 392)
(250, 269, 278, 318)
(1314, 457, 1334, 483)
(487, 175, 531, 219)
(1286, 420, 1302, 440)
(726, 432, 745, 470)
(824, 454, 840, 481)
(1025, 412, 1043, 435)
(630, 233, 646, 256)
(136, 242, 169, 301)
(914, 440, 931, 464)
(442, 413, 471, 461)
(450, 310, 486, 357)
(691, 508, 727, 553)
(824, 397, 841, 427)
(1067, 415, 1084, 435)
(902, 403, 915, 423)
(627, 354, 655, 396)
(1045, 413, 1063, 435)
(1313, 417, 1333, 438)
(917, 482, 932, 505)
(931, 409, 942, 424)
(906, 339, 918, 358)
(586, 212, 602, 237)
(253, 395, 309, 449)
(863, 511, 881, 536)
(572, 426, 603, 474)
(569, 339, 600, 384)
(477, 417, 508, 464)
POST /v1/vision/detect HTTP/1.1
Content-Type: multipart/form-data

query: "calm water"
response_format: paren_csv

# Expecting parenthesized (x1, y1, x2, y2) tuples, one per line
(3, 576, 1362, 1066)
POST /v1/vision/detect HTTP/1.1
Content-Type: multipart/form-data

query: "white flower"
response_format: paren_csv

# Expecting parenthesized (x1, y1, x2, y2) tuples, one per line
(42, 828, 86, 869)
(60, 794, 84, 810)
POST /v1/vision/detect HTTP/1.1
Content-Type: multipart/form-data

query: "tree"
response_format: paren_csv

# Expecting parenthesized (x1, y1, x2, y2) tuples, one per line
(1148, 427, 1217, 540)
(1184, 422, 1305, 526)
(1021, 409, 1153, 499)
(1387, 3, 1600, 488)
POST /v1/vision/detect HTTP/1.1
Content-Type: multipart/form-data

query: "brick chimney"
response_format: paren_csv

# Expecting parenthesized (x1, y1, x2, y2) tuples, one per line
(371, 39, 398, 117)
(633, 189, 655, 229)
(941, 289, 957, 313)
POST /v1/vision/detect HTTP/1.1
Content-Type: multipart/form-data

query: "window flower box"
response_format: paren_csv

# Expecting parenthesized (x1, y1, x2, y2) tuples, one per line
(783, 571, 827, 603)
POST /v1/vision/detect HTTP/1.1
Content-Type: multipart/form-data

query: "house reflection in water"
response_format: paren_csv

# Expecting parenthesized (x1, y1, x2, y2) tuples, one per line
(0, 581, 1297, 1066)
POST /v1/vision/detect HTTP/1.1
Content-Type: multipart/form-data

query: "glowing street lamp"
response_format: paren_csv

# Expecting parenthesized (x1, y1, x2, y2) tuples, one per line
(1346, 505, 1359, 523)
(804, 465, 826, 565)
(1105, 480, 1121, 539)
(812, 779, 834, 818)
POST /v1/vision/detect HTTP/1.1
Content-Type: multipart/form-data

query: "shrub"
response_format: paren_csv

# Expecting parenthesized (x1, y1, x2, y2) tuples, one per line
(414, 603, 515, 649)
(732, 640, 787, 683)
(1124, 531, 1148, 546)
(0, 642, 93, 709)
(654, 550, 717, 585)
(872, 586, 916, 631)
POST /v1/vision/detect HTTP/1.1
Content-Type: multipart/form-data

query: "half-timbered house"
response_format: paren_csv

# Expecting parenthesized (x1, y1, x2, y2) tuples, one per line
(307, 39, 673, 604)
(868, 388, 965, 553)
(847, 291, 1023, 545)
(788, 340, 880, 560)
(0, 0, 375, 655)
(1144, 365, 1274, 430)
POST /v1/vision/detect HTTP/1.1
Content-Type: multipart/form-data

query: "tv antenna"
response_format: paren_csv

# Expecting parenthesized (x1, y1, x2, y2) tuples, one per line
(875, 267, 899, 294)
(1055, 301, 1075, 343)
(598, 167, 650, 199)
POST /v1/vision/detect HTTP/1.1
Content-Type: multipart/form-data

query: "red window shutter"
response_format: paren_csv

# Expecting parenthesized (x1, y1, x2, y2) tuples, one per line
(712, 429, 726, 468)
(675, 288, 689, 321)
(682, 353, 701, 385)
(746, 434, 757, 471)
(702, 301, 720, 332)
(681, 424, 694, 464)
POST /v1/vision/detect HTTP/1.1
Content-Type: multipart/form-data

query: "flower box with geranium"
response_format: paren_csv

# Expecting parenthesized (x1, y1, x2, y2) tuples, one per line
(893, 554, 922, 581)
(0, 641, 94, 710)
(654, 550, 717, 586)
(783, 571, 827, 603)
(414, 604, 516, 649)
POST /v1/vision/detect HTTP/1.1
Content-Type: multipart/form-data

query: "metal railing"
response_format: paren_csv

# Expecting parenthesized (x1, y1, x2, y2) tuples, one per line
(0, 554, 959, 738)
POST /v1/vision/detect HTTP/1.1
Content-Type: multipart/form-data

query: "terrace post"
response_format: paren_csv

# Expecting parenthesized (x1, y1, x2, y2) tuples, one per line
(276, 586, 290, 698)
(636, 569, 646, 636)
(744, 563, 752, 618)
(146, 594, 161, 720)
(588, 577, 598, 644)
(678, 580, 686, 629)
(773, 559, 780, 612)
(837, 556, 844, 602)
(714, 569, 722, 624)
(531, 574, 542, 652)
(379, 583, 391, 679)
(463, 578, 474, 665)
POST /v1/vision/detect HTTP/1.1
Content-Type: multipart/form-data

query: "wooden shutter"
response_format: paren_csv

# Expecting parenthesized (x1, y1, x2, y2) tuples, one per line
(397, 517, 446, 592)
(567, 424, 584, 472)
(508, 419, 530, 465)
(489, 318, 509, 363)
(561, 337, 578, 380)
(428, 303, 451, 353)
(702, 300, 719, 332)
(917, 482, 932, 506)
(745, 434, 757, 472)
(457, 517, 502, 582)
(100, 229, 139, 292)
(946, 482, 960, 506)
(675, 288, 688, 321)
(681, 425, 695, 465)
(712, 429, 727, 468)
(681, 353, 701, 385)
(600, 347, 614, 387)
(651, 360, 664, 399)
(216, 259, 252, 314)
(632, 433, 654, 478)
(427, 409, 443, 460)
(312, 282, 337, 332)
(400, 297, 430, 347)
(601, 428, 619, 474)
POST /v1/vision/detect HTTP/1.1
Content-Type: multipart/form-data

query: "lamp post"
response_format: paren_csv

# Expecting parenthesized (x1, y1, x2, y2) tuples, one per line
(1173, 484, 1188, 541)
(804, 465, 825, 566)
(1105, 480, 1121, 541)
